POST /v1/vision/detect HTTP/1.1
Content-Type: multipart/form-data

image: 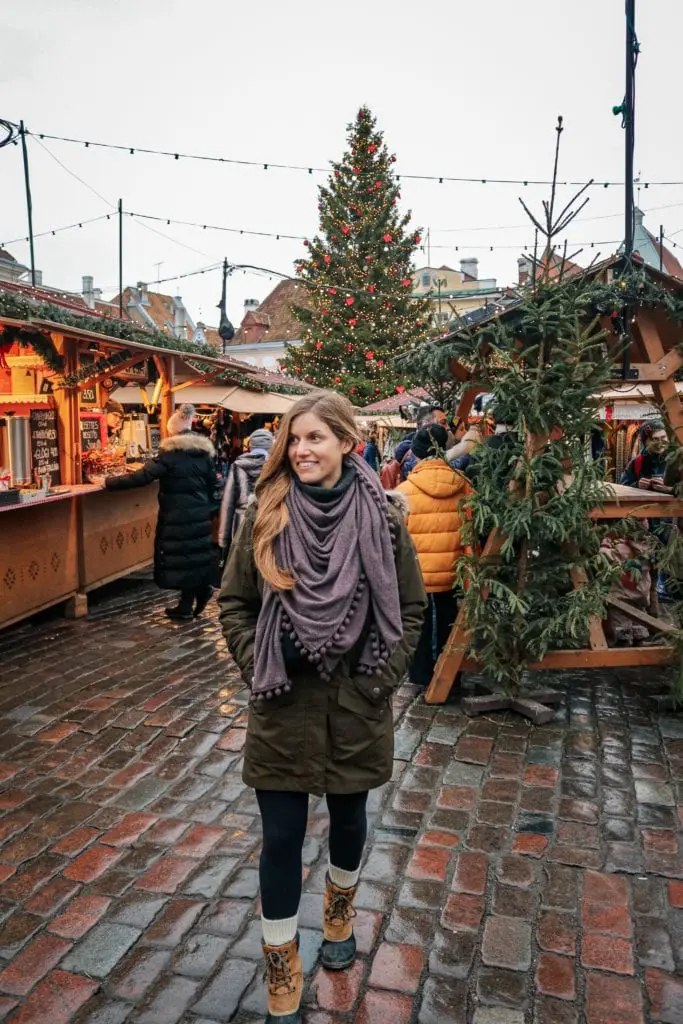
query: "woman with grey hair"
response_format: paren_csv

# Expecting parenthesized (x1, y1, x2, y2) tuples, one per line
(92, 404, 217, 620)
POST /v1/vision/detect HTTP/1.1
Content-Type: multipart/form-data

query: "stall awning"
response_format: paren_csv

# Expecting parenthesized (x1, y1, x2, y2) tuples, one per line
(111, 384, 299, 414)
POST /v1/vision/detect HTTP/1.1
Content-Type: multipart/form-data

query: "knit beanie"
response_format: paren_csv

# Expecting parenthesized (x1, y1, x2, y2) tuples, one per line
(412, 424, 449, 460)
(249, 428, 274, 452)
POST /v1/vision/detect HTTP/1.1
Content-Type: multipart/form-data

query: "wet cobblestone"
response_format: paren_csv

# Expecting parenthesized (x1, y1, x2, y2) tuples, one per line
(0, 579, 680, 1021)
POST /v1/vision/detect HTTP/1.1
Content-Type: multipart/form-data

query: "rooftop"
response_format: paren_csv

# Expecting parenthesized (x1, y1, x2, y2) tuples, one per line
(228, 278, 307, 347)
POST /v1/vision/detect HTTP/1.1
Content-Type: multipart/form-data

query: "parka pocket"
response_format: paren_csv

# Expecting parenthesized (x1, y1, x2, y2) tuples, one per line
(337, 675, 390, 720)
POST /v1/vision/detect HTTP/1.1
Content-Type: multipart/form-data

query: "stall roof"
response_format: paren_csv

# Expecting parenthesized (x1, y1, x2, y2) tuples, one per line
(112, 383, 300, 415)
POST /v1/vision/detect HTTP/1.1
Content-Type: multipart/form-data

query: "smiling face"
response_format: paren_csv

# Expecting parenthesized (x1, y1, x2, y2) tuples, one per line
(647, 429, 668, 455)
(287, 412, 354, 489)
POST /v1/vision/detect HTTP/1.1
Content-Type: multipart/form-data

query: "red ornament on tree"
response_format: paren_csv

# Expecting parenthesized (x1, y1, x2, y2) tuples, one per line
(345, 296, 355, 306)
(346, 343, 354, 352)
(377, 360, 384, 368)
(348, 318, 358, 327)
(396, 385, 406, 393)
(315, 341, 323, 349)
(342, 225, 350, 235)
(353, 167, 360, 175)
(414, 234, 421, 244)
(303, 240, 309, 246)
(383, 234, 393, 243)
(401, 278, 412, 288)
(335, 377, 342, 383)
(328, 288, 337, 295)
(368, 143, 376, 153)
(376, 181, 382, 189)
(365, 350, 374, 360)
(324, 255, 331, 264)
(368, 285, 376, 293)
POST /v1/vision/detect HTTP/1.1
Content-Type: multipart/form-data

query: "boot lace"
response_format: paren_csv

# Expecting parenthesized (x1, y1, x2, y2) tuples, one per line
(263, 949, 293, 991)
(326, 889, 358, 926)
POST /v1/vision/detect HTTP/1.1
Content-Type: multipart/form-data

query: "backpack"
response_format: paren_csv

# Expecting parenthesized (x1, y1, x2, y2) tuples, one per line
(380, 451, 409, 491)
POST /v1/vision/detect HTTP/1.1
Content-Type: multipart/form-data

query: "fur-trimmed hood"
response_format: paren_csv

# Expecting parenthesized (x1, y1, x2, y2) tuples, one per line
(160, 431, 215, 457)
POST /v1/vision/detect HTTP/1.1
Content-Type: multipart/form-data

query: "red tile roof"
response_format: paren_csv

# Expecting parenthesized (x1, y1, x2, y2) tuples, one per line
(360, 387, 432, 413)
(228, 278, 308, 347)
(113, 287, 191, 339)
(0, 279, 130, 320)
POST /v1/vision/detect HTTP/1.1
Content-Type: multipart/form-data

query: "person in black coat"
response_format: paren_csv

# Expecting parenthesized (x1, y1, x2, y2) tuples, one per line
(93, 404, 217, 621)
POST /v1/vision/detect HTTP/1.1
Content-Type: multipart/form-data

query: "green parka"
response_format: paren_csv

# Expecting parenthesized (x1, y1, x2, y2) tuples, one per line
(218, 496, 427, 796)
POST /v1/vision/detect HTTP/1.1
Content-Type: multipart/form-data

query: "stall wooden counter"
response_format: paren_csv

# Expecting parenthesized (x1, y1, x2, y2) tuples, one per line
(0, 483, 158, 629)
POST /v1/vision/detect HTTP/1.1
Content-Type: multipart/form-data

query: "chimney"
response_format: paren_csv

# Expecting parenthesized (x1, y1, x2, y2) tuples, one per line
(244, 298, 260, 315)
(93, 288, 102, 304)
(173, 297, 186, 339)
(460, 257, 479, 281)
(137, 281, 150, 306)
(518, 256, 532, 287)
(82, 275, 95, 309)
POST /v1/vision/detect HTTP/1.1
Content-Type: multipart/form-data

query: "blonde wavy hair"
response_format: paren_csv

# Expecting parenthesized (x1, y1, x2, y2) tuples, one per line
(254, 390, 361, 591)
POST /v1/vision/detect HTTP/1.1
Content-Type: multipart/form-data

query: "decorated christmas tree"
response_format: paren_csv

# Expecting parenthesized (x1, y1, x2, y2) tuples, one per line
(282, 106, 432, 403)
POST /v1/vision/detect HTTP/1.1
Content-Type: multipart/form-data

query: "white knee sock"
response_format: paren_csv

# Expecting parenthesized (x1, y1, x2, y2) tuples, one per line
(328, 861, 361, 889)
(261, 913, 298, 947)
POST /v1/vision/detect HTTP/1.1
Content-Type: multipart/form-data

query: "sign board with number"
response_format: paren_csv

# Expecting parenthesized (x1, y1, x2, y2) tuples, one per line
(80, 413, 107, 452)
(80, 386, 98, 405)
(29, 407, 62, 485)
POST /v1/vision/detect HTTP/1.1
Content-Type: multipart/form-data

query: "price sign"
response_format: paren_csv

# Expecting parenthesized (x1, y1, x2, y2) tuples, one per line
(80, 387, 98, 405)
(29, 408, 61, 485)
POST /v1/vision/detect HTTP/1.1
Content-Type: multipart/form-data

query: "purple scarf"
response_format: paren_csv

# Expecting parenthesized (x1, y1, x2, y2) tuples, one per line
(252, 454, 403, 698)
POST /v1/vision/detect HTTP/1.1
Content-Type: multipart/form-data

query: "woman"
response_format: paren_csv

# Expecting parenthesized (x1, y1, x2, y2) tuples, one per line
(93, 404, 217, 621)
(397, 424, 469, 687)
(362, 428, 381, 473)
(219, 391, 426, 1023)
(218, 428, 273, 553)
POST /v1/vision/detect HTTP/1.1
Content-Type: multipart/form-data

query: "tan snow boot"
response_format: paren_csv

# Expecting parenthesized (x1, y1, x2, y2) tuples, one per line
(263, 935, 303, 1022)
(321, 875, 358, 970)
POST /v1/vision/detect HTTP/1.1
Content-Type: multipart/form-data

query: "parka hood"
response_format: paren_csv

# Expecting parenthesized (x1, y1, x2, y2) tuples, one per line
(406, 458, 466, 499)
(160, 431, 215, 457)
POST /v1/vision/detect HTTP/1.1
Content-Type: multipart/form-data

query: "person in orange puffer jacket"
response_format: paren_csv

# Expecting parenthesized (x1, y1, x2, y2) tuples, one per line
(396, 424, 469, 687)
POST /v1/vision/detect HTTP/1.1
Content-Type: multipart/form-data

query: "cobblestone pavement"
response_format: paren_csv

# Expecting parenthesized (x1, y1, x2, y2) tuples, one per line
(0, 581, 681, 1024)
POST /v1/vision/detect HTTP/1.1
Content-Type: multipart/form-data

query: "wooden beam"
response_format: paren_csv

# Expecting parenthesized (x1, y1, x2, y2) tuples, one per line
(591, 499, 683, 520)
(159, 356, 175, 437)
(606, 595, 676, 634)
(460, 645, 673, 672)
(617, 349, 683, 382)
(53, 333, 80, 485)
(425, 531, 504, 705)
(570, 567, 608, 650)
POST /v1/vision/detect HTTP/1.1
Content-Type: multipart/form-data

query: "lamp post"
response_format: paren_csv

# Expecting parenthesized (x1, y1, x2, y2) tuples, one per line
(217, 259, 235, 355)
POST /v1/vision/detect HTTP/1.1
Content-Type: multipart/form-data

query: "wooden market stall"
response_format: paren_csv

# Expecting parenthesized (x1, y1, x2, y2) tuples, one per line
(0, 311, 273, 629)
(416, 257, 683, 708)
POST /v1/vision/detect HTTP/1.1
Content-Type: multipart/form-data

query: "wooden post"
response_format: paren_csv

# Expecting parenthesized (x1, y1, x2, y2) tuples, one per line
(156, 356, 175, 438)
(52, 333, 80, 485)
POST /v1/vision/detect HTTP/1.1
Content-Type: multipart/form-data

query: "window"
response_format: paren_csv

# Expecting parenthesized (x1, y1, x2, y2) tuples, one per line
(422, 274, 430, 288)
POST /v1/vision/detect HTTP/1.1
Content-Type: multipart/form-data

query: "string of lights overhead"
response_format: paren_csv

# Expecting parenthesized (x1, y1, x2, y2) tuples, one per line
(8, 124, 681, 189)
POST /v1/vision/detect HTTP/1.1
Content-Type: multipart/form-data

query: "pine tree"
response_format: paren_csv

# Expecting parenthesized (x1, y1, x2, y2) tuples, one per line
(282, 106, 432, 403)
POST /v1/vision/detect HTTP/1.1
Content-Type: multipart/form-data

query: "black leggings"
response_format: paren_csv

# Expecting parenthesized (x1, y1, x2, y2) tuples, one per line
(256, 789, 368, 920)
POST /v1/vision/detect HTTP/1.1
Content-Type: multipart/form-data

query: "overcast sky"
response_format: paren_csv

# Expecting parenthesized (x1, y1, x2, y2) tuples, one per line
(2, 0, 683, 328)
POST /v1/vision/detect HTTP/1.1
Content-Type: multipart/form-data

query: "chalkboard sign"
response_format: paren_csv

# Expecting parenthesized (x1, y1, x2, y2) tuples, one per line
(80, 415, 103, 453)
(80, 387, 97, 405)
(29, 408, 61, 485)
(148, 425, 161, 452)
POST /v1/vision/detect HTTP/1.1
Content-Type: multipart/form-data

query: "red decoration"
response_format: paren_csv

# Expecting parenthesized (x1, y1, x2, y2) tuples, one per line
(368, 285, 376, 293)
(365, 256, 372, 263)
(383, 234, 393, 243)
(368, 144, 376, 153)
(315, 341, 323, 349)
(342, 225, 350, 235)
(346, 343, 354, 352)
(365, 351, 374, 360)
(306, 376, 313, 383)
(376, 181, 382, 189)
(348, 318, 358, 327)
(324, 255, 331, 264)
(414, 234, 422, 244)
(335, 377, 342, 383)
(396, 385, 406, 394)
(391, 155, 397, 163)
(402, 278, 412, 288)
(378, 360, 385, 368)
(328, 288, 337, 295)
(334, 170, 340, 177)
(345, 296, 355, 306)
(353, 167, 360, 174)
(303, 240, 309, 246)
